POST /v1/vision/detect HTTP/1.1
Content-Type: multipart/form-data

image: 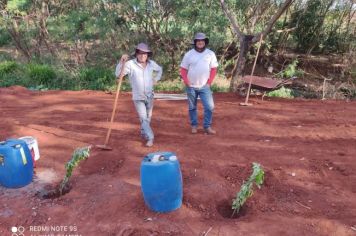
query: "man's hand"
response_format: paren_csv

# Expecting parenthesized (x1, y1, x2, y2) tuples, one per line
(117, 76, 124, 84)
(120, 54, 129, 62)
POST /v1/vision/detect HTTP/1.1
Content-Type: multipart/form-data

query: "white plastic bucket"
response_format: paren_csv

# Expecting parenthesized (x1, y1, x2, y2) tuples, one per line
(19, 136, 40, 162)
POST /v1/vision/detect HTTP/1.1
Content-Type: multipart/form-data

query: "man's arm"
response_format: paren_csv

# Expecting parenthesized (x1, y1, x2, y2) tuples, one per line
(180, 67, 190, 86)
(207, 67, 217, 85)
(115, 55, 129, 82)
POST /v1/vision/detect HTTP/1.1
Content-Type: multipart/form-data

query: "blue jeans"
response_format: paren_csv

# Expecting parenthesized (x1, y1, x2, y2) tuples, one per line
(133, 97, 154, 141)
(186, 85, 214, 129)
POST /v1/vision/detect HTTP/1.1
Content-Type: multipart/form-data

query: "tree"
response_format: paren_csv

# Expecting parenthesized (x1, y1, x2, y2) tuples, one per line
(219, 0, 294, 92)
(1, 0, 33, 59)
(291, 0, 335, 54)
(1, 0, 57, 61)
(115, 0, 231, 77)
(290, 0, 355, 54)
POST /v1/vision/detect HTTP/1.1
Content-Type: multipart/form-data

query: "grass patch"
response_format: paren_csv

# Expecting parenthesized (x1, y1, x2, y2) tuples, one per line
(0, 29, 12, 47)
(211, 76, 230, 92)
(77, 67, 116, 90)
(27, 63, 56, 87)
(154, 76, 230, 93)
(0, 61, 18, 75)
(154, 79, 184, 92)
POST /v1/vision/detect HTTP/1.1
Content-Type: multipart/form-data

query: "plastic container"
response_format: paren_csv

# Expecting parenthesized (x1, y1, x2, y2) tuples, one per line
(0, 139, 34, 188)
(140, 152, 182, 213)
(19, 136, 40, 167)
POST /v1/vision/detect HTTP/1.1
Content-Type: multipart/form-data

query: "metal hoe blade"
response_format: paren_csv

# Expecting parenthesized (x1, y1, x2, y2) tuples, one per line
(239, 102, 253, 106)
(95, 144, 113, 151)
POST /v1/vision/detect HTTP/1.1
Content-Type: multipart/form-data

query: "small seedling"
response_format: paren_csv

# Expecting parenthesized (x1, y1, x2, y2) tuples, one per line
(59, 146, 91, 195)
(231, 162, 264, 217)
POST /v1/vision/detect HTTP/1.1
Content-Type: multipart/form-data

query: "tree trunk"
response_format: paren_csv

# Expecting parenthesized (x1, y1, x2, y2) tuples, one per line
(8, 19, 32, 60)
(220, 0, 294, 92)
(230, 35, 254, 91)
(40, 1, 56, 58)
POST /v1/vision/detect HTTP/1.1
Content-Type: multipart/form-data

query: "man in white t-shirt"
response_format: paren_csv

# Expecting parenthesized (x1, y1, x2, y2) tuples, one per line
(180, 33, 218, 134)
(115, 43, 162, 147)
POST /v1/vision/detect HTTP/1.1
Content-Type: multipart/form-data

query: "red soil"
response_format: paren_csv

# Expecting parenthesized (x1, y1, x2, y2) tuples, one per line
(0, 86, 356, 236)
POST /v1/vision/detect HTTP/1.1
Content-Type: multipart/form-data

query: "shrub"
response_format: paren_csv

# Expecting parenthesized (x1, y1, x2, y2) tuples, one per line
(0, 61, 31, 88)
(53, 69, 77, 90)
(276, 59, 304, 79)
(27, 63, 56, 86)
(0, 73, 27, 87)
(0, 52, 14, 62)
(267, 86, 295, 98)
(0, 29, 12, 47)
(0, 61, 18, 75)
(77, 67, 115, 90)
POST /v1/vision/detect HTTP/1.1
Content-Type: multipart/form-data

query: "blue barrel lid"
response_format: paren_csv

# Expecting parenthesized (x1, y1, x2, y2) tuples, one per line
(4, 139, 27, 148)
(0, 139, 23, 148)
(143, 151, 178, 163)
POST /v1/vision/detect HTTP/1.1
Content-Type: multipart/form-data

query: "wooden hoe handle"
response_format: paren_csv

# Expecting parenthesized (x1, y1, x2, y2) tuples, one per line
(103, 59, 127, 146)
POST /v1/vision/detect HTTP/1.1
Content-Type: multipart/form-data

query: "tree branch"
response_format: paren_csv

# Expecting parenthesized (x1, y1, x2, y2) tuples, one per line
(219, 0, 243, 40)
(257, 0, 294, 42)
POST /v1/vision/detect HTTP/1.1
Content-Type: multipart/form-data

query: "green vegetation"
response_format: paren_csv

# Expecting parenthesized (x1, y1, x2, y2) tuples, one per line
(0, 60, 231, 92)
(276, 60, 304, 79)
(59, 146, 91, 195)
(27, 63, 56, 87)
(0, 61, 17, 75)
(232, 163, 264, 217)
(267, 86, 295, 98)
(154, 79, 184, 92)
(77, 67, 116, 90)
(0, 0, 354, 98)
(0, 28, 11, 46)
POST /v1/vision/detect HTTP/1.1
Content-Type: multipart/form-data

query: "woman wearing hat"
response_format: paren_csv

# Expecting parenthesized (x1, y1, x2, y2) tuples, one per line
(115, 43, 162, 147)
(180, 33, 219, 135)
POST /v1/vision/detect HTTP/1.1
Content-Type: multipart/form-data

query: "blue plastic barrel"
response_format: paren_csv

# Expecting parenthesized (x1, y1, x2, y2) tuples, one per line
(0, 139, 33, 188)
(140, 152, 183, 213)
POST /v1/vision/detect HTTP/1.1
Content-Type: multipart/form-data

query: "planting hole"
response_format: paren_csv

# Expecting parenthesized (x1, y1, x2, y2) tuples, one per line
(36, 184, 72, 199)
(216, 199, 247, 219)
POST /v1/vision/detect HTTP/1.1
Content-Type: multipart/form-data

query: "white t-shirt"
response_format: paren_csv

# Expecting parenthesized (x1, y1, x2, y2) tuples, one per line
(180, 48, 218, 88)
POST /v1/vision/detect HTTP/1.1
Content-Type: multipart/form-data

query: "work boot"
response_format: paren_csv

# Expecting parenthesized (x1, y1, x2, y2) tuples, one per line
(191, 126, 198, 134)
(145, 139, 154, 147)
(204, 127, 216, 135)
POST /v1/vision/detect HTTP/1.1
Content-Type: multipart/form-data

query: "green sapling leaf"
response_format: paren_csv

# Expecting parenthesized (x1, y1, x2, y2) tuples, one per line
(59, 146, 91, 195)
(231, 163, 264, 217)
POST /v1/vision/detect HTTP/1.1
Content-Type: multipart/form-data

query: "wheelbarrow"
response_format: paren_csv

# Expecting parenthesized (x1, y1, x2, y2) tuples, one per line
(239, 75, 296, 100)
